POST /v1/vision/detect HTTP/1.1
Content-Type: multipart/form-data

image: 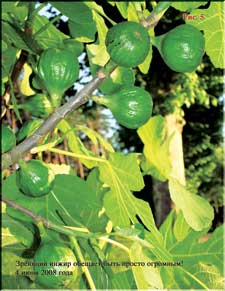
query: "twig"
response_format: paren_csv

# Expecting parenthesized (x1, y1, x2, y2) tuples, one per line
(141, 1, 172, 29)
(70, 236, 97, 290)
(1, 195, 90, 239)
(2, 70, 111, 170)
(2, 1, 172, 170)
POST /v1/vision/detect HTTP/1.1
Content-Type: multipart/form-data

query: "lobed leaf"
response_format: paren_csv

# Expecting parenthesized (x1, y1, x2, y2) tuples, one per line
(2, 213, 33, 248)
(33, 15, 67, 49)
(87, 11, 109, 66)
(168, 178, 214, 231)
(130, 243, 163, 289)
(57, 120, 98, 169)
(99, 152, 161, 237)
(171, 2, 208, 11)
(138, 115, 173, 181)
(50, 2, 93, 24)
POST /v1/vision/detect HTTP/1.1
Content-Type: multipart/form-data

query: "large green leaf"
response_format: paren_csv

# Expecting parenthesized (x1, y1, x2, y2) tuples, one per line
(186, 2, 225, 68)
(160, 210, 223, 289)
(173, 210, 190, 242)
(1, 43, 18, 79)
(51, 2, 93, 23)
(98, 66, 135, 95)
(76, 125, 114, 153)
(187, 262, 224, 289)
(138, 115, 173, 181)
(87, 11, 109, 66)
(161, 266, 218, 289)
(2, 213, 33, 248)
(161, 224, 224, 289)
(2, 2, 28, 23)
(49, 174, 107, 232)
(57, 120, 98, 169)
(171, 2, 207, 11)
(33, 15, 68, 49)
(168, 178, 214, 231)
(86, 169, 109, 231)
(2, 174, 48, 223)
(172, 224, 224, 274)
(116, 2, 129, 19)
(111, 270, 136, 289)
(2, 250, 36, 289)
(78, 238, 110, 289)
(127, 2, 139, 22)
(99, 152, 160, 236)
(101, 153, 144, 191)
(159, 209, 177, 249)
(2, 21, 31, 53)
(2, 2, 17, 14)
(138, 44, 153, 74)
(84, 2, 116, 25)
(68, 20, 97, 43)
(2, 172, 106, 232)
(130, 243, 163, 289)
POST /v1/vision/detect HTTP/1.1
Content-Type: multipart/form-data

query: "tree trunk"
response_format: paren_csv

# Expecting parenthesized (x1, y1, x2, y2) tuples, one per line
(153, 113, 186, 227)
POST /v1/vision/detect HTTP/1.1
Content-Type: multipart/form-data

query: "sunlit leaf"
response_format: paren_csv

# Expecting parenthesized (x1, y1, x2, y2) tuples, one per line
(87, 11, 109, 66)
(51, 2, 93, 23)
(186, 2, 225, 68)
(33, 15, 67, 49)
(168, 178, 214, 231)
(138, 115, 173, 181)
(171, 2, 207, 11)
(2, 213, 33, 247)
(130, 243, 163, 289)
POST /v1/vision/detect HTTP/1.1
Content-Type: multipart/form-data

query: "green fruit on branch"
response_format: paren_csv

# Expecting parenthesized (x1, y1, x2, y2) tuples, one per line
(34, 242, 77, 288)
(105, 21, 150, 67)
(37, 48, 79, 107)
(2, 125, 16, 153)
(16, 159, 55, 197)
(22, 94, 54, 118)
(159, 24, 205, 73)
(17, 119, 43, 142)
(93, 86, 153, 129)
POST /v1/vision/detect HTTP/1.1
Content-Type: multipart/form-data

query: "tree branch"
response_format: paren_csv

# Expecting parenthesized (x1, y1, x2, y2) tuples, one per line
(2, 195, 91, 239)
(2, 1, 172, 170)
(141, 1, 172, 29)
(1, 69, 113, 170)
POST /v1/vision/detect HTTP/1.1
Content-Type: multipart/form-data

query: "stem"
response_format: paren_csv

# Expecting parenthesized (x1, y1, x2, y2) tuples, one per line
(2, 69, 110, 170)
(1, 195, 91, 239)
(70, 236, 96, 291)
(48, 148, 107, 163)
(32, 14, 62, 39)
(8, 77, 22, 123)
(91, 95, 110, 106)
(98, 236, 130, 254)
(2, 3, 168, 170)
(153, 1, 172, 15)
(141, 1, 171, 29)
